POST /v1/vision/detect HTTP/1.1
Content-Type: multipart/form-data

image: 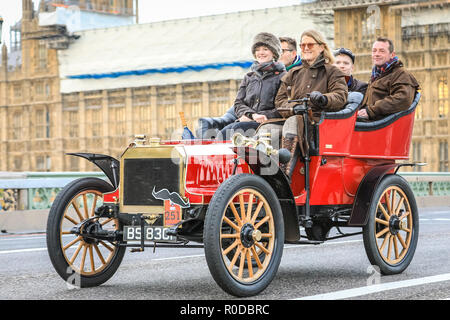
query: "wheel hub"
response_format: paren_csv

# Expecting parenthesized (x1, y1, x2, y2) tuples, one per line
(71, 218, 117, 244)
(240, 223, 259, 248)
(83, 221, 103, 244)
(252, 229, 262, 242)
(389, 214, 403, 235)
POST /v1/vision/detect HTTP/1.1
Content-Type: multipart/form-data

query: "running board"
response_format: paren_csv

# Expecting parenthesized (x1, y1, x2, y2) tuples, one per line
(285, 240, 324, 245)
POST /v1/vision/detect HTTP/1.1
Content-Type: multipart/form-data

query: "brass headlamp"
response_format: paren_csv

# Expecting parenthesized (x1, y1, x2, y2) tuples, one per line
(231, 132, 277, 156)
(231, 132, 291, 164)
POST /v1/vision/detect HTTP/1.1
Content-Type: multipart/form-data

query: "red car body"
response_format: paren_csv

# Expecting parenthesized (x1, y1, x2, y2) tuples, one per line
(50, 91, 421, 297)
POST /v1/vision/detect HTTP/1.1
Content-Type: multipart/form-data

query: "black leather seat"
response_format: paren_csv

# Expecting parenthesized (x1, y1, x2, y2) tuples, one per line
(354, 92, 421, 131)
(197, 106, 237, 139)
(320, 91, 364, 121)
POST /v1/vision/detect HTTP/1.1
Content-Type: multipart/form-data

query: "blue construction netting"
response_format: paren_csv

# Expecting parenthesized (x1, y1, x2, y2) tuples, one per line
(67, 60, 253, 79)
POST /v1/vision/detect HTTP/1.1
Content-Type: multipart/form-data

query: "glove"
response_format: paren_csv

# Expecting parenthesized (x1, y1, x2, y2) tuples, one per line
(310, 91, 328, 107)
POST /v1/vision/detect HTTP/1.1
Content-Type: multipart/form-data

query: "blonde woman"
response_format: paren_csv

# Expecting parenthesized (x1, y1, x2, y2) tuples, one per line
(275, 29, 348, 177)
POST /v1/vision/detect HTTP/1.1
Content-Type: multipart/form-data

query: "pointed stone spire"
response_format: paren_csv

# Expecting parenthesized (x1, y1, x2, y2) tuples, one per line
(1, 43, 7, 67)
(22, 0, 33, 20)
(39, 0, 46, 13)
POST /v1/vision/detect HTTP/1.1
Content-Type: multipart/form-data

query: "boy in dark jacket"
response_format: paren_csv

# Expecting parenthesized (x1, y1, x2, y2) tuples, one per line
(333, 47, 367, 95)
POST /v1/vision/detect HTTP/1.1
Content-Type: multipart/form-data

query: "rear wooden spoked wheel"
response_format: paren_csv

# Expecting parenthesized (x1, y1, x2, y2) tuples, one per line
(363, 175, 418, 275)
(47, 178, 125, 287)
(374, 186, 413, 265)
(204, 174, 284, 297)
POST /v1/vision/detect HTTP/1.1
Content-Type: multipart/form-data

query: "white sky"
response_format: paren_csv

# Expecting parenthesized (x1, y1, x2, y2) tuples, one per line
(0, 0, 307, 49)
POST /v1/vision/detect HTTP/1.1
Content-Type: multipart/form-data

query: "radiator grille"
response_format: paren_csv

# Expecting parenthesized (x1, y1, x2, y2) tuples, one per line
(123, 158, 180, 206)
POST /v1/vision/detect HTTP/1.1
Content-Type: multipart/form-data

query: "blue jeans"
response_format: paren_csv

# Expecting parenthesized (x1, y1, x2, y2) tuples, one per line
(219, 121, 260, 141)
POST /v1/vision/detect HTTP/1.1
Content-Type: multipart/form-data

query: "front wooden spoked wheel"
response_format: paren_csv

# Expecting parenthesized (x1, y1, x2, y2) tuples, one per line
(363, 175, 418, 275)
(204, 174, 284, 297)
(60, 190, 119, 276)
(47, 178, 125, 287)
(221, 188, 275, 283)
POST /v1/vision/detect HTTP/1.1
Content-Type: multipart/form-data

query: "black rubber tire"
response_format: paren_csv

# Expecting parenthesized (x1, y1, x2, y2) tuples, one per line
(46, 177, 126, 287)
(204, 174, 284, 297)
(363, 174, 419, 275)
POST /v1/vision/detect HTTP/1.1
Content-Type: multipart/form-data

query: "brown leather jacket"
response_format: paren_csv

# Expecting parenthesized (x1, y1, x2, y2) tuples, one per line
(275, 54, 348, 119)
(363, 60, 420, 120)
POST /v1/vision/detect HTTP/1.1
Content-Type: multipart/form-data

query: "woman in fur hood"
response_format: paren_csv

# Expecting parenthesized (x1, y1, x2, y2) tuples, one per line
(219, 32, 286, 140)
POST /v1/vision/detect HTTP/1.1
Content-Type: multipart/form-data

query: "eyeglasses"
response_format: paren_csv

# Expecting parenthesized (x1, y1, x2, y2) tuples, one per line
(300, 42, 319, 50)
(282, 49, 294, 53)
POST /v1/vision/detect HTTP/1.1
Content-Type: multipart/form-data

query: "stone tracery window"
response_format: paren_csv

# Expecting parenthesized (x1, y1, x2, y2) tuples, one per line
(438, 76, 448, 118)
(439, 141, 449, 172)
(35, 108, 50, 139)
(11, 112, 23, 140)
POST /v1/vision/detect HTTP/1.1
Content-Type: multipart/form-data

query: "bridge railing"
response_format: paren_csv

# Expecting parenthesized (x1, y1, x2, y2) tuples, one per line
(0, 171, 449, 212)
(0, 172, 106, 211)
(401, 172, 450, 197)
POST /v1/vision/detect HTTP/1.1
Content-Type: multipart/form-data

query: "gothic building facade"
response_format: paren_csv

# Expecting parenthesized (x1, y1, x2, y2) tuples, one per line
(309, 0, 449, 172)
(0, 0, 448, 172)
(0, 0, 136, 172)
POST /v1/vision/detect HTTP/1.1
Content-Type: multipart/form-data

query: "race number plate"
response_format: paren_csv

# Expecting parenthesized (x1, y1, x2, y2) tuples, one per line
(123, 226, 176, 242)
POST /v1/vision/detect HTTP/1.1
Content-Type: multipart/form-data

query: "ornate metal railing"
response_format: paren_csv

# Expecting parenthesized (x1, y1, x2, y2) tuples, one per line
(0, 171, 449, 212)
(0, 172, 105, 211)
(401, 172, 450, 197)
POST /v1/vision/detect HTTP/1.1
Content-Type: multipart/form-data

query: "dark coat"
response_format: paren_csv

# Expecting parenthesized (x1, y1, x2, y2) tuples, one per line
(348, 76, 368, 95)
(234, 61, 286, 119)
(275, 54, 348, 119)
(362, 60, 420, 120)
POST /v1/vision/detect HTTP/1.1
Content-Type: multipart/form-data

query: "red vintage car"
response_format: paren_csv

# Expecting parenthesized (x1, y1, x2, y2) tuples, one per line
(46, 92, 421, 297)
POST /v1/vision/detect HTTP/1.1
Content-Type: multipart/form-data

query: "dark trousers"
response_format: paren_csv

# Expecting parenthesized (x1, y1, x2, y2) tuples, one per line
(219, 121, 260, 141)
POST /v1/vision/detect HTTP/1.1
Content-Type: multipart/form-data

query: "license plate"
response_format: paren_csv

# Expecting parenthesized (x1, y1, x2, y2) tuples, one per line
(123, 226, 176, 242)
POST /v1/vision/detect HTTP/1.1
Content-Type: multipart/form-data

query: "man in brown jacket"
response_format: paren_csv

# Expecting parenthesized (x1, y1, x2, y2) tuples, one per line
(357, 37, 420, 120)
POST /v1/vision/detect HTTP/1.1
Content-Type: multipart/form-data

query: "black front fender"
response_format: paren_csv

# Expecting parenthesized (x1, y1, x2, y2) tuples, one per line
(67, 153, 120, 189)
(233, 147, 300, 242)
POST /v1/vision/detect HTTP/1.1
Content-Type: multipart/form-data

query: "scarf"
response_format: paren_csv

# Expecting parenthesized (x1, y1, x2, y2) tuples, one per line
(345, 76, 352, 87)
(251, 61, 285, 77)
(302, 53, 326, 69)
(371, 56, 399, 82)
(286, 55, 302, 71)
